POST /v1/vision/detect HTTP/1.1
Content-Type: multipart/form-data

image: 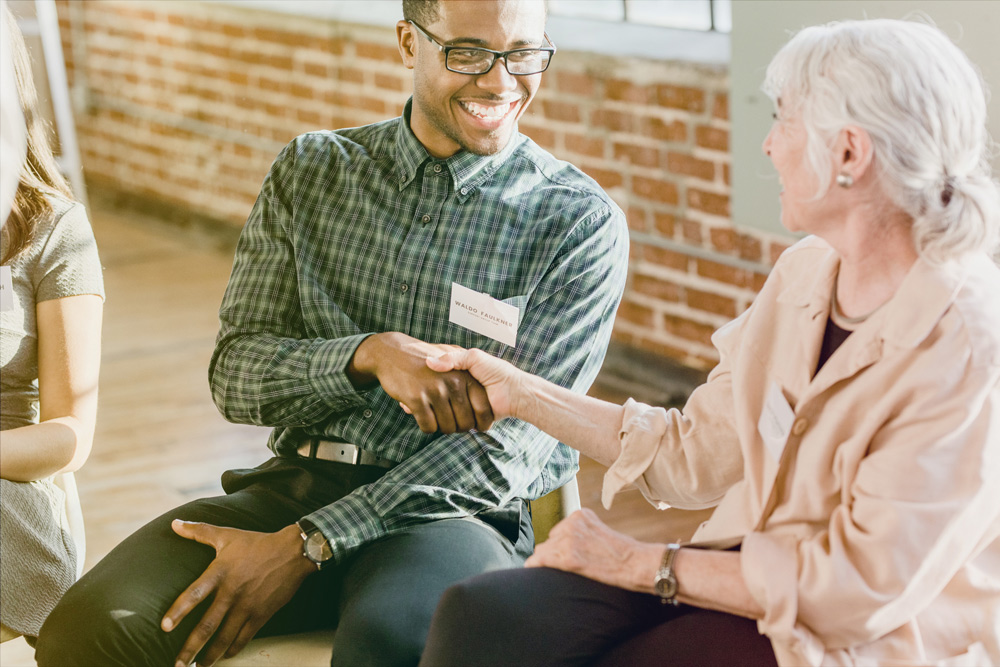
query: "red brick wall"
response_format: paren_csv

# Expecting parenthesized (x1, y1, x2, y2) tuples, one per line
(56, 0, 793, 370)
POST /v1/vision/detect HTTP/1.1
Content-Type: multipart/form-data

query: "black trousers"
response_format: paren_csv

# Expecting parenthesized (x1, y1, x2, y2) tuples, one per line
(35, 457, 532, 667)
(420, 566, 778, 667)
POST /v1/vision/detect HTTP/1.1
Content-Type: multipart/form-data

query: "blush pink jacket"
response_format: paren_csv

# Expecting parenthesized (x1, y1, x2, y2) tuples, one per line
(603, 236, 1000, 666)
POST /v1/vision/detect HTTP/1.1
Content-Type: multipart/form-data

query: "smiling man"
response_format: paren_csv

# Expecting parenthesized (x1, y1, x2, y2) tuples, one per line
(35, 1, 627, 666)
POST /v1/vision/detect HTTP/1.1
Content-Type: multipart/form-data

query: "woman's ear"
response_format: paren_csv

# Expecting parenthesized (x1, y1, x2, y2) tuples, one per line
(836, 125, 875, 183)
(396, 21, 417, 69)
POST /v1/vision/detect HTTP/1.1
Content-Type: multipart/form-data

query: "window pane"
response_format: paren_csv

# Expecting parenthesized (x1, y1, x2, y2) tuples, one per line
(548, 0, 625, 22)
(624, 0, 712, 31)
(713, 0, 732, 33)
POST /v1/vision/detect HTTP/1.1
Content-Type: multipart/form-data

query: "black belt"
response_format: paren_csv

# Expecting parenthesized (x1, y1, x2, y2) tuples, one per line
(297, 440, 396, 469)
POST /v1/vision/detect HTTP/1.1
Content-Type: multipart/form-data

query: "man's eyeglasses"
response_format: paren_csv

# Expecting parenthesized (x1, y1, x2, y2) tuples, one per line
(407, 20, 556, 76)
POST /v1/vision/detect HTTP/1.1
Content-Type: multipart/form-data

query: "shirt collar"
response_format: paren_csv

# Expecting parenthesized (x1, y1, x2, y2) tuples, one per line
(777, 236, 969, 350)
(394, 98, 526, 197)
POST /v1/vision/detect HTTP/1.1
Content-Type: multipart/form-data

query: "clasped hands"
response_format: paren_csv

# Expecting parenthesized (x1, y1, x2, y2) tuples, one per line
(353, 331, 521, 434)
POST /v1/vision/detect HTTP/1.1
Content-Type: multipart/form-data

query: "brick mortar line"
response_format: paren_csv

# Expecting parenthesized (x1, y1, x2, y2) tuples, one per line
(629, 230, 772, 274)
(89, 92, 288, 154)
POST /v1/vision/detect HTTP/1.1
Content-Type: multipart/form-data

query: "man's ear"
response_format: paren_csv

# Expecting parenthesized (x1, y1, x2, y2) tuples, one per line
(397, 21, 416, 69)
(836, 125, 875, 183)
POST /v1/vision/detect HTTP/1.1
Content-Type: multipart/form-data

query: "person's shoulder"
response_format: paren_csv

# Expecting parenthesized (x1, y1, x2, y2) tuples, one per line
(31, 194, 90, 247)
(946, 254, 1000, 367)
(281, 118, 399, 166)
(510, 135, 619, 213)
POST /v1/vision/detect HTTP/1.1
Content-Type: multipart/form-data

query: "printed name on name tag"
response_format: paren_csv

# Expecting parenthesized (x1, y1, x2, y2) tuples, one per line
(757, 381, 794, 462)
(0, 265, 12, 312)
(448, 282, 520, 347)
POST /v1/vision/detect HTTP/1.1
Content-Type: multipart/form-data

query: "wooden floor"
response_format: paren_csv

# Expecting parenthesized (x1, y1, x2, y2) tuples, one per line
(1, 196, 710, 665)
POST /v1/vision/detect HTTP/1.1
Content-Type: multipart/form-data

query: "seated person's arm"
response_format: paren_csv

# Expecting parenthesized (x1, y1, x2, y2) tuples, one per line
(1, 294, 102, 481)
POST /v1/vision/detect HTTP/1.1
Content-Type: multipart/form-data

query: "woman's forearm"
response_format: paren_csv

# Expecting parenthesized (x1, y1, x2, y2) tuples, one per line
(674, 548, 763, 620)
(0, 417, 91, 481)
(514, 371, 626, 467)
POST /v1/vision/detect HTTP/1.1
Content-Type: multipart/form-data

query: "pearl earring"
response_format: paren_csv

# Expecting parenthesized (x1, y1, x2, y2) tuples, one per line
(836, 173, 854, 188)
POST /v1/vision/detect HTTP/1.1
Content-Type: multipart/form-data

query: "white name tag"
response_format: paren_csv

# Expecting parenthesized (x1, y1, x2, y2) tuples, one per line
(448, 282, 519, 347)
(758, 381, 794, 462)
(0, 265, 12, 312)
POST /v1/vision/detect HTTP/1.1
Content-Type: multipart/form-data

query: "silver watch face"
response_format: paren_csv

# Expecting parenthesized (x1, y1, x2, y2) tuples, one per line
(305, 530, 333, 563)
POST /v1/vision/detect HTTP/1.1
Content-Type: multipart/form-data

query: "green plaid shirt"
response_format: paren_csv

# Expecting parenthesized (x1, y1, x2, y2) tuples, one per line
(210, 102, 628, 564)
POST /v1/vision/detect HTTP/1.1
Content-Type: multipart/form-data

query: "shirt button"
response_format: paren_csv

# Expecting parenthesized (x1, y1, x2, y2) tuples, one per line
(400, 283, 409, 292)
(433, 164, 443, 173)
(362, 409, 373, 419)
(792, 418, 808, 436)
(460, 187, 469, 195)
(421, 214, 431, 224)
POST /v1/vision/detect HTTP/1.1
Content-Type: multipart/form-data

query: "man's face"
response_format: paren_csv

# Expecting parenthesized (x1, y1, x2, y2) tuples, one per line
(399, 0, 547, 158)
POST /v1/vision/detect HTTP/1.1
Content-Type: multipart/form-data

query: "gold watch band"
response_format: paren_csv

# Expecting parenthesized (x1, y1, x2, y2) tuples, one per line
(654, 543, 682, 605)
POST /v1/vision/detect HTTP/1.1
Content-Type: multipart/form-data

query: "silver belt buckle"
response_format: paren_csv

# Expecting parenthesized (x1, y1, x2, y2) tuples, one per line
(325, 441, 359, 464)
(298, 440, 359, 464)
(298, 439, 395, 469)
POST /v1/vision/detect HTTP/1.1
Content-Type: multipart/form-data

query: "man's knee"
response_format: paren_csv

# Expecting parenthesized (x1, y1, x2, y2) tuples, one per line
(35, 578, 168, 667)
(331, 595, 430, 667)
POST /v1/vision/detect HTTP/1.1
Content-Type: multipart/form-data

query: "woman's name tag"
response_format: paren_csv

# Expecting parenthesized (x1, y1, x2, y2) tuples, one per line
(758, 381, 794, 462)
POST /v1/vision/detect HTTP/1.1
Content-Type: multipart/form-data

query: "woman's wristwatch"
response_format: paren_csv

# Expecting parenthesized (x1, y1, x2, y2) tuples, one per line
(654, 543, 682, 605)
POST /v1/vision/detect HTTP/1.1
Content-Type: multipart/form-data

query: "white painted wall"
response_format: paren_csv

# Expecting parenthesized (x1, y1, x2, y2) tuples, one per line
(730, 1, 1000, 235)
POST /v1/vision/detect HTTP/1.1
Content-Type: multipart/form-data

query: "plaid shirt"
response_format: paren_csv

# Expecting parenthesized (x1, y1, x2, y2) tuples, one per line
(210, 103, 628, 564)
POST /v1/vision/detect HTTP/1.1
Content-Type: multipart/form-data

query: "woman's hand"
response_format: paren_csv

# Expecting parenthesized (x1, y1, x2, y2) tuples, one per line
(525, 508, 662, 594)
(424, 348, 523, 422)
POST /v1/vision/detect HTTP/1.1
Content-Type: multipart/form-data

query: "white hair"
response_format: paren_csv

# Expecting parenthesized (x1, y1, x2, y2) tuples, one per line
(763, 18, 1000, 263)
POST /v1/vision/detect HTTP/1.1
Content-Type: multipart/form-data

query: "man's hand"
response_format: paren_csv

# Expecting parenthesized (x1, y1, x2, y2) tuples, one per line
(525, 509, 662, 594)
(161, 520, 316, 667)
(349, 332, 493, 433)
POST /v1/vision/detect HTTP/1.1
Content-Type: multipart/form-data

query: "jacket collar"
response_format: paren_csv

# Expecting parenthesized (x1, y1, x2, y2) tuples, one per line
(777, 236, 967, 351)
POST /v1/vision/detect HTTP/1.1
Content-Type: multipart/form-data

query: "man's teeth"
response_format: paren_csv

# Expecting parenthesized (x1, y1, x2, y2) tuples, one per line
(463, 101, 512, 119)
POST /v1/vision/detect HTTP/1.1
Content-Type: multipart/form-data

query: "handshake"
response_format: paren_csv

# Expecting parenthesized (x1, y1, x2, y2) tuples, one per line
(350, 332, 523, 434)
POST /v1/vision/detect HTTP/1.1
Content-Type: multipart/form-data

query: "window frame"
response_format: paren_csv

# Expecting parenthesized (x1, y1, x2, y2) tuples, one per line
(207, 0, 729, 66)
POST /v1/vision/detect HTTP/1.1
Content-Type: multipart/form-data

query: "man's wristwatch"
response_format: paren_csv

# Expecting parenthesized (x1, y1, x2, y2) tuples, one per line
(297, 521, 333, 571)
(653, 543, 682, 605)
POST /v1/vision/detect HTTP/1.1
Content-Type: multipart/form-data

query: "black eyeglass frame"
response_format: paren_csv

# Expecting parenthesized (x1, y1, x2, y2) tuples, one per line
(406, 20, 556, 76)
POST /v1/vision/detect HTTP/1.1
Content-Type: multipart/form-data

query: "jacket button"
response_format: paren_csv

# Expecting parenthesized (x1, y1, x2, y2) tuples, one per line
(792, 418, 808, 436)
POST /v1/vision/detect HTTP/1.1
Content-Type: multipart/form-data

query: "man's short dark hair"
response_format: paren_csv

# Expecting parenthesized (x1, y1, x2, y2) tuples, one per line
(402, 0, 440, 25)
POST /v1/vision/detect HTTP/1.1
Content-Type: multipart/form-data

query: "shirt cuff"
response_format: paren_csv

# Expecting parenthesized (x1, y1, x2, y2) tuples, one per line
(300, 491, 386, 565)
(741, 531, 825, 666)
(602, 398, 670, 510)
(308, 333, 375, 411)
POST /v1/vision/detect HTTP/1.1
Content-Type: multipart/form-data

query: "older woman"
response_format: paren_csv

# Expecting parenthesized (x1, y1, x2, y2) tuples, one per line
(415, 18, 1000, 667)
